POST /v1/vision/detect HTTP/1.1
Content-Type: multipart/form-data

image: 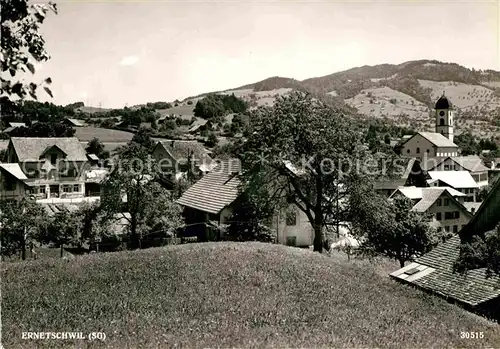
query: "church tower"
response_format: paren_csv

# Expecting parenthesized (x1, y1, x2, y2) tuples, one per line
(435, 92, 454, 142)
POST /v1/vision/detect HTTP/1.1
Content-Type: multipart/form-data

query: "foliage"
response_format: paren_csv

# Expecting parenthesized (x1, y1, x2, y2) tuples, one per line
(455, 132, 481, 155)
(194, 93, 248, 120)
(2, 242, 500, 348)
(9, 121, 75, 137)
(146, 101, 172, 110)
(100, 142, 182, 249)
(350, 187, 441, 268)
(86, 137, 110, 159)
(1, 100, 76, 124)
(205, 132, 219, 147)
(1, 0, 57, 100)
(131, 127, 155, 152)
(65, 101, 84, 109)
(0, 199, 48, 260)
(454, 224, 500, 278)
(226, 192, 276, 243)
(240, 91, 372, 252)
(43, 210, 82, 256)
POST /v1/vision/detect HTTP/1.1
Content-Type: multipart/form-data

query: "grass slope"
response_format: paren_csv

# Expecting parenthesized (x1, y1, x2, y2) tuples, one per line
(2, 242, 499, 348)
(74, 127, 134, 143)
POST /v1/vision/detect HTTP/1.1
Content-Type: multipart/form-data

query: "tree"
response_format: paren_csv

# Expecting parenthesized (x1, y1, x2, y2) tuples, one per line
(45, 210, 81, 257)
(206, 132, 219, 147)
(9, 121, 75, 137)
(1, 0, 57, 101)
(454, 225, 500, 278)
(0, 199, 48, 260)
(240, 91, 371, 252)
(86, 137, 110, 159)
(100, 143, 181, 249)
(350, 188, 441, 268)
(194, 94, 226, 119)
(131, 127, 155, 152)
(226, 191, 275, 243)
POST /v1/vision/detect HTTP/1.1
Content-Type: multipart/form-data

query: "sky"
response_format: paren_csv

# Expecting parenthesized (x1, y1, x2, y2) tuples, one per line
(30, 0, 500, 108)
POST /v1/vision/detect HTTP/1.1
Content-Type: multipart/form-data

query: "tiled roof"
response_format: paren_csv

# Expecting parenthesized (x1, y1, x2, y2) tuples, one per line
(427, 170, 478, 189)
(393, 186, 464, 201)
(10, 137, 88, 162)
(411, 188, 451, 212)
(391, 236, 500, 306)
(176, 159, 242, 214)
(0, 163, 28, 180)
(8, 122, 26, 128)
(156, 140, 212, 165)
(450, 156, 489, 172)
(419, 157, 447, 172)
(410, 132, 459, 148)
(66, 118, 85, 127)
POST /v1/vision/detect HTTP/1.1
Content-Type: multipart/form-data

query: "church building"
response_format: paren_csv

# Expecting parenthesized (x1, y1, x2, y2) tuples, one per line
(400, 94, 459, 160)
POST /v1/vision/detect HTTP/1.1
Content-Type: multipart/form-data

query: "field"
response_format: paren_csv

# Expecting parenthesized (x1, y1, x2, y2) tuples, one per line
(74, 127, 135, 143)
(2, 242, 499, 348)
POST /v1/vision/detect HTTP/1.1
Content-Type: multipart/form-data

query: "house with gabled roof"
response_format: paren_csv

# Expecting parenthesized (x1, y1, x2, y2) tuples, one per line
(425, 155, 489, 188)
(373, 157, 427, 197)
(390, 176, 500, 321)
(63, 118, 86, 127)
(390, 186, 473, 235)
(176, 159, 313, 246)
(151, 140, 213, 176)
(427, 170, 479, 202)
(2, 137, 91, 200)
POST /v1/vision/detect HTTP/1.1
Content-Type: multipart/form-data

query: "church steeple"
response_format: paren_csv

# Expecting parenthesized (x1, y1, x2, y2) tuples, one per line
(435, 92, 454, 142)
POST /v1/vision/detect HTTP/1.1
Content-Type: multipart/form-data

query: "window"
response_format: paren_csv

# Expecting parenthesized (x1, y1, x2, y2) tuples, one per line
(286, 209, 297, 226)
(454, 211, 460, 219)
(444, 165, 450, 170)
(436, 199, 442, 206)
(407, 149, 410, 154)
(416, 147, 420, 154)
(445, 226, 450, 232)
(426, 149, 430, 153)
(63, 185, 71, 193)
(39, 186, 46, 194)
(4, 178, 16, 191)
(453, 225, 458, 233)
(436, 212, 442, 221)
(73, 184, 80, 192)
(440, 118, 445, 126)
(50, 153, 57, 165)
(445, 212, 454, 220)
(444, 199, 450, 206)
(286, 236, 297, 247)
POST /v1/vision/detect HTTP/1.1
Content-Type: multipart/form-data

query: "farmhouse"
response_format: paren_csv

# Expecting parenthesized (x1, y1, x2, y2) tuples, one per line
(176, 159, 314, 247)
(1, 137, 91, 200)
(390, 177, 500, 321)
(427, 155, 489, 188)
(151, 140, 213, 175)
(63, 118, 86, 127)
(427, 171, 479, 202)
(390, 186, 472, 235)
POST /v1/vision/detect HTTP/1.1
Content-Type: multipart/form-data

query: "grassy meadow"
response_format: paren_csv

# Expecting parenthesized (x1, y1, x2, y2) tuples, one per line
(2, 242, 499, 348)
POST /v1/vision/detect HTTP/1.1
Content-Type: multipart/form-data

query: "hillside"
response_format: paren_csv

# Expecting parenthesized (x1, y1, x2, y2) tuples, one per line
(181, 59, 500, 138)
(2, 242, 499, 348)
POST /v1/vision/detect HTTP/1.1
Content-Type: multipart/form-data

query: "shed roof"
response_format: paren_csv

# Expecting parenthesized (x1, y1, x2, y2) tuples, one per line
(176, 159, 242, 214)
(9, 137, 88, 162)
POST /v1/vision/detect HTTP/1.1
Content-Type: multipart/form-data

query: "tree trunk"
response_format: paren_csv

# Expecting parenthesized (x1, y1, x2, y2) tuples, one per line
(130, 214, 139, 250)
(399, 259, 405, 268)
(313, 224, 323, 253)
(60, 244, 63, 258)
(21, 236, 26, 261)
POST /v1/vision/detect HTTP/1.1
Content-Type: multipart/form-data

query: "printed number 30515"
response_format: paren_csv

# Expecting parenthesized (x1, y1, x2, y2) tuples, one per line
(460, 332, 484, 339)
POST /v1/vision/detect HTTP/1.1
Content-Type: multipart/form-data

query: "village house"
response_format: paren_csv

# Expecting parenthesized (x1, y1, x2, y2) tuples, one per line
(374, 157, 427, 197)
(151, 140, 213, 177)
(427, 170, 479, 202)
(426, 155, 489, 188)
(63, 118, 86, 127)
(390, 186, 473, 235)
(1, 137, 91, 200)
(176, 159, 314, 247)
(390, 177, 500, 321)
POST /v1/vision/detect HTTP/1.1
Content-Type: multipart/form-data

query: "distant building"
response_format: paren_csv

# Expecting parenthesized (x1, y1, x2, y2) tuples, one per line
(425, 155, 489, 188)
(63, 118, 86, 127)
(427, 171, 479, 202)
(374, 157, 427, 197)
(1, 137, 91, 200)
(390, 186, 473, 235)
(400, 94, 459, 160)
(151, 140, 213, 176)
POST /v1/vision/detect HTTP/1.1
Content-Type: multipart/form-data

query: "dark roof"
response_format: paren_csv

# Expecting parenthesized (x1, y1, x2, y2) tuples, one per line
(10, 137, 88, 162)
(374, 157, 417, 190)
(176, 159, 242, 214)
(156, 140, 211, 165)
(391, 236, 500, 306)
(419, 157, 447, 172)
(435, 95, 452, 109)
